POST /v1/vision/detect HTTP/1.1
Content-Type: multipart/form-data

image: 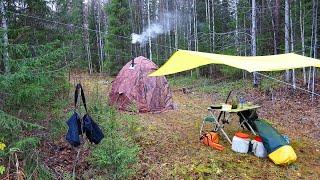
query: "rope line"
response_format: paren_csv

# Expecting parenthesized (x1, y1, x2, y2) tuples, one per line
(6, 10, 131, 39)
(7, 10, 315, 55)
(256, 72, 320, 97)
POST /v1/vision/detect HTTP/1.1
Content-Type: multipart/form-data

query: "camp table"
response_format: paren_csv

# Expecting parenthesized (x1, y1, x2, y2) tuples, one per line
(200, 104, 260, 144)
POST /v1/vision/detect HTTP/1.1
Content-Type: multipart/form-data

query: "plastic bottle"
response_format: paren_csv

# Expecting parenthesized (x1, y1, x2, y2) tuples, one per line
(239, 96, 244, 108)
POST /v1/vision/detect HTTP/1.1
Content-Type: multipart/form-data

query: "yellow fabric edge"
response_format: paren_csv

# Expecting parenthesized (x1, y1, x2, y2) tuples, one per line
(149, 50, 320, 77)
(268, 145, 297, 165)
(149, 50, 218, 76)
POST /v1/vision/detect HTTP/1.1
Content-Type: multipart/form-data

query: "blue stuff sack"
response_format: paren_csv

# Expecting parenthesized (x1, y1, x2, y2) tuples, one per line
(83, 114, 104, 144)
(66, 112, 82, 147)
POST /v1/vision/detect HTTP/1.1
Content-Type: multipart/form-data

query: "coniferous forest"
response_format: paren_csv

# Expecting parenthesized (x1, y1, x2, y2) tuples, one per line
(0, 0, 320, 179)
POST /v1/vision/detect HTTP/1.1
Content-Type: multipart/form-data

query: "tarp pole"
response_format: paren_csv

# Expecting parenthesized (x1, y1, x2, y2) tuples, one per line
(312, 67, 316, 102)
(292, 69, 296, 91)
(253, 72, 257, 87)
(308, 67, 312, 90)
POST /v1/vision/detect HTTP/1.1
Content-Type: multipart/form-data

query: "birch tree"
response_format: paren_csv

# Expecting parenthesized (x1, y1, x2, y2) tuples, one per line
(311, 0, 318, 100)
(67, 0, 74, 62)
(251, 0, 257, 86)
(147, 0, 152, 60)
(308, 0, 318, 91)
(290, 0, 296, 90)
(165, 0, 172, 55)
(174, 0, 178, 50)
(300, 0, 306, 85)
(193, 0, 198, 51)
(1, 1, 9, 74)
(187, 1, 192, 51)
(235, 0, 239, 55)
(96, 0, 104, 72)
(211, 0, 215, 53)
(83, 0, 93, 74)
(312, 0, 318, 59)
(285, 0, 290, 82)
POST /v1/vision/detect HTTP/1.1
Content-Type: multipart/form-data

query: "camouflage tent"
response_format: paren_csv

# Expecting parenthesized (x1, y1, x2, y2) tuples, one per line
(109, 56, 174, 113)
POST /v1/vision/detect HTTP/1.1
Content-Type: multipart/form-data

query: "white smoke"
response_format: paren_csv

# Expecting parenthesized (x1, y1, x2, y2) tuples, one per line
(131, 12, 178, 46)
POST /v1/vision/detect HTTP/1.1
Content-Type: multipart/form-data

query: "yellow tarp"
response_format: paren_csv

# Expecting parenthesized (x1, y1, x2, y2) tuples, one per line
(149, 50, 320, 76)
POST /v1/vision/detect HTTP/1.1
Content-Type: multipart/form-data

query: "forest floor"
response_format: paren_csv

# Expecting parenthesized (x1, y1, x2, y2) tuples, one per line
(41, 73, 320, 179)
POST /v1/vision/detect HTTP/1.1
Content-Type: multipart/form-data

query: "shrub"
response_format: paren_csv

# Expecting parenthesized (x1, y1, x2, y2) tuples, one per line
(89, 104, 140, 179)
(0, 40, 70, 119)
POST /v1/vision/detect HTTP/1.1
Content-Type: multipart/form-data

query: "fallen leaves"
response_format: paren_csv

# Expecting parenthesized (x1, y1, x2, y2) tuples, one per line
(40, 137, 90, 177)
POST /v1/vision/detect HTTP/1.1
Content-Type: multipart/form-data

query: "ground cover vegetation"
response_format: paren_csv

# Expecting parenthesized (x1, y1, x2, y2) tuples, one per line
(1, 0, 320, 179)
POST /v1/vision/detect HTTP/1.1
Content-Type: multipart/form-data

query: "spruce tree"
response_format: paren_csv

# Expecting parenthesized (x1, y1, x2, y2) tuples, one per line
(105, 0, 132, 75)
(0, 0, 69, 158)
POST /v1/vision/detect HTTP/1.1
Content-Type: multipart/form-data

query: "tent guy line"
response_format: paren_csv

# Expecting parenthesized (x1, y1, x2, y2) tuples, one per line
(256, 72, 320, 98)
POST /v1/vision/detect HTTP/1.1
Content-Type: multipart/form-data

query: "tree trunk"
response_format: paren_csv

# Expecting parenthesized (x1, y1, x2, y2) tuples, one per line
(309, 0, 318, 91)
(206, 0, 211, 52)
(211, 0, 215, 53)
(187, 1, 192, 76)
(166, 0, 172, 55)
(187, 1, 192, 52)
(275, 0, 280, 54)
(1, 1, 9, 74)
(82, 0, 93, 74)
(128, 0, 135, 58)
(155, 0, 159, 62)
(313, 0, 318, 59)
(67, 0, 74, 63)
(290, 1, 296, 90)
(174, 0, 178, 50)
(147, 0, 152, 60)
(205, 0, 209, 23)
(93, 0, 102, 72)
(252, 0, 258, 86)
(267, 0, 277, 55)
(285, 0, 290, 82)
(193, 0, 199, 77)
(312, 0, 318, 100)
(193, 0, 198, 51)
(101, 1, 108, 63)
(97, 0, 104, 73)
(235, 0, 239, 55)
(244, 13, 247, 56)
(209, 0, 215, 77)
(251, 0, 257, 56)
(300, 1, 306, 85)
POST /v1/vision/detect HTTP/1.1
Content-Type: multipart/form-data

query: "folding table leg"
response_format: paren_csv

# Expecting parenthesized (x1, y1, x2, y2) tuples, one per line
(239, 113, 257, 135)
(209, 111, 232, 144)
(219, 127, 232, 144)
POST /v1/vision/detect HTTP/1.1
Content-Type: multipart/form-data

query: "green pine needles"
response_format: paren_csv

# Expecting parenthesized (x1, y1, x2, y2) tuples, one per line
(88, 86, 140, 179)
(0, 109, 42, 162)
(0, 38, 70, 115)
(90, 111, 140, 179)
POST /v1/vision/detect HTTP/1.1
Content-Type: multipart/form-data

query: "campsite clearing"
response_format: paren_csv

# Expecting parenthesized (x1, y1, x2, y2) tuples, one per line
(40, 74, 320, 179)
(135, 77, 320, 179)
